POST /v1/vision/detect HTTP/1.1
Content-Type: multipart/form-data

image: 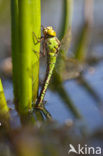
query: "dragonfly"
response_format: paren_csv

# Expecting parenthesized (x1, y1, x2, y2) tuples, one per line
(33, 26, 83, 109)
(34, 26, 60, 108)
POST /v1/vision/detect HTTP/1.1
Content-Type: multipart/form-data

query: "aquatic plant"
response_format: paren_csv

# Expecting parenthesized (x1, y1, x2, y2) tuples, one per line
(11, 0, 41, 114)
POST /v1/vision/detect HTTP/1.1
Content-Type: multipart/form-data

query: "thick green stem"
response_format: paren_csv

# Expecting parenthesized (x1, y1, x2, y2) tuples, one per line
(0, 79, 9, 119)
(17, 0, 32, 113)
(11, 0, 41, 113)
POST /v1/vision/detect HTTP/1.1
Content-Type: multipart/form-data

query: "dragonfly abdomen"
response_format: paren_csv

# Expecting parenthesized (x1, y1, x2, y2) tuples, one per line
(36, 55, 56, 106)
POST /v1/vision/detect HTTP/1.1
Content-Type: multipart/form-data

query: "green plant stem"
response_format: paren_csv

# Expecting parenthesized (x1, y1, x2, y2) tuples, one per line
(31, 0, 41, 104)
(74, 0, 93, 61)
(59, 0, 73, 40)
(74, 22, 89, 62)
(55, 0, 72, 75)
(0, 79, 9, 119)
(17, 0, 33, 113)
(11, 0, 19, 102)
(11, 0, 41, 113)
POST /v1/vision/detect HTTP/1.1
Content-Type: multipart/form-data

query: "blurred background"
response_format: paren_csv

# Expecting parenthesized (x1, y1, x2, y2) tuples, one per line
(0, 0, 103, 133)
(0, 1, 103, 156)
(0, 0, 103, 58)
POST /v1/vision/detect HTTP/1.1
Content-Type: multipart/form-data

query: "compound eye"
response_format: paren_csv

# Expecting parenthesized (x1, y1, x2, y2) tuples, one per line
(47, 29, 56, 37)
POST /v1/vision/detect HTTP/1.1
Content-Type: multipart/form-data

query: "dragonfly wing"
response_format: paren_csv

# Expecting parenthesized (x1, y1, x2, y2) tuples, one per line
(62, 60, 83, 80)
(55, 28, 84, 80)
(55, 28, 72, 76)
(60, 28, 72, 53)
(39, 55, 47, 80)
(56, 57, 83, 80)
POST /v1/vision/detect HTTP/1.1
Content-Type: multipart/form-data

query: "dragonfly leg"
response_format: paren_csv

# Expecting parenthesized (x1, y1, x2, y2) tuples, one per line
(32, 49, 38, 53)
(33, 49, 44, 57)
(32, 50, 39, 60)
(32, 32, 44, 45)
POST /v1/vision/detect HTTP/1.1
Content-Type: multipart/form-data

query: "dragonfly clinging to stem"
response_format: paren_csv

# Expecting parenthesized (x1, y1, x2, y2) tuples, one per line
(34, 26, 61, 109)
(33, 26, 82, 110)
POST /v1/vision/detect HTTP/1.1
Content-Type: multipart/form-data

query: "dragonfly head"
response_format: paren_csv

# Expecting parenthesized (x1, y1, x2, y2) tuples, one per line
(42, 26, 56, 37)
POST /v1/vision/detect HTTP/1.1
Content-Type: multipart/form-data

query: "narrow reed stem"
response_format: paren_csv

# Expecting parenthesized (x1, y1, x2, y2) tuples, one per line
(0, 79, 9, 118)
(59, 0, 73, 40)
(74, 23, 89, 61)
(74, 0, 93, 61)
(11, 0, 19, 101)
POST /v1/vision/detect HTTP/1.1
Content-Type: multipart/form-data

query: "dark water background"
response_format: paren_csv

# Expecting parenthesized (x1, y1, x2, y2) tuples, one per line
(0, 0, 103, 133)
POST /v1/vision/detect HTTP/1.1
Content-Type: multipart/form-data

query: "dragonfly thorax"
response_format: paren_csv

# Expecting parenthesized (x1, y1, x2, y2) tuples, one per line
(46, 37, 60, 56)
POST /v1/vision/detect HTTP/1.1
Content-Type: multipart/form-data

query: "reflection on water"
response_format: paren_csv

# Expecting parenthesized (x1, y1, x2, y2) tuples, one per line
(2, 56, 103, 132)
(46, 60, 103, 131)
(0, 0, 102, 131)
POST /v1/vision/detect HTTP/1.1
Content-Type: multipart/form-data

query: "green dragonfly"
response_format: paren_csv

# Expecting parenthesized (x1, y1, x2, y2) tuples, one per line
(34, 26, 83, 109)
(34, 26, 60, 108)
